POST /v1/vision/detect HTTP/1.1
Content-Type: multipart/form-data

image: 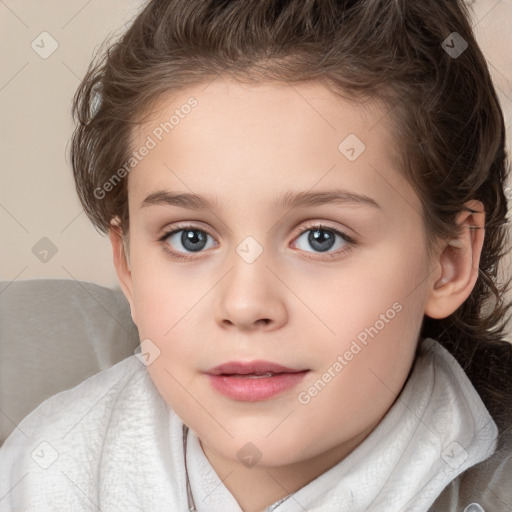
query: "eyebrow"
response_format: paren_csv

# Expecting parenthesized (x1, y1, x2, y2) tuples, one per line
(140, 189, 382, 212)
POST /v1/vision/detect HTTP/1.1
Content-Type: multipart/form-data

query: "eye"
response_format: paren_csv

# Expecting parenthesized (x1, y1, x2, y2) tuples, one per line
(159, 224, 216, 260)
(292, 223, 355, 259)
(158, 222, 356, 261)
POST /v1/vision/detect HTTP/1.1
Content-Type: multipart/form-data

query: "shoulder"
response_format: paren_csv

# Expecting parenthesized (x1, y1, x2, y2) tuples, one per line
(459, 414, 512, 509)
(0, 355, 167, 510)
(2, 354, 143, 446)
(431, 432, 512, 511)
(429, 337, 512, 511)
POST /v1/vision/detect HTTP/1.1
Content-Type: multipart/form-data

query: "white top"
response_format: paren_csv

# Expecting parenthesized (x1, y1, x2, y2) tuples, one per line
(0, 338, 498, 511)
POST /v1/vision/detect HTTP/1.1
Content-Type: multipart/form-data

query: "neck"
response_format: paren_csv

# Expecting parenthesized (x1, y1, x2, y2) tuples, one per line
(198, 419, 380, 512)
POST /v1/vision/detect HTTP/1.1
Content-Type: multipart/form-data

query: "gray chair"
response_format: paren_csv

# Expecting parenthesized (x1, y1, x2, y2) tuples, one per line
(0, 279, 140, 445)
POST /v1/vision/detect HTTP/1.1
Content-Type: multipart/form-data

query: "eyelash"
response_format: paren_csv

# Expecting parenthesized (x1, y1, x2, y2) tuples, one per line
(157, 222, 357, 262)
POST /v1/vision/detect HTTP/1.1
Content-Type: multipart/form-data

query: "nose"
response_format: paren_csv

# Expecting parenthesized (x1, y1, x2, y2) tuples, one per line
(213, 245, 287, 332)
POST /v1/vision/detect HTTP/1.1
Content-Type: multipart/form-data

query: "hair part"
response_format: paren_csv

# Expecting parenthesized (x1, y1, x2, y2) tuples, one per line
(71, 0, 512, 438)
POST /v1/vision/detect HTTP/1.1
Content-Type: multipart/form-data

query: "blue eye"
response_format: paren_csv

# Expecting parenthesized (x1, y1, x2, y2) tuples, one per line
(159, 223, 356, 261)
(293, 224, 354, 258)
(160, 225, 215, 260)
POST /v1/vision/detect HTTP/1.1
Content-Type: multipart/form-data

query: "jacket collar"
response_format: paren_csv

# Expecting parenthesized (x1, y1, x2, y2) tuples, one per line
(185, 337, 498, 511)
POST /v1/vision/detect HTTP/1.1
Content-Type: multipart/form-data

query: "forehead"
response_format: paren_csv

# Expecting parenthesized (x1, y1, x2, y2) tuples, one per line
(132, 79, 392, 149)
(126, 78, 419, 217)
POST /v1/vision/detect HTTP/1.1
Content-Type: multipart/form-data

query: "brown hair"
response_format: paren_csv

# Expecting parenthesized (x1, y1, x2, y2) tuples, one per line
(71, 0, 512, 436)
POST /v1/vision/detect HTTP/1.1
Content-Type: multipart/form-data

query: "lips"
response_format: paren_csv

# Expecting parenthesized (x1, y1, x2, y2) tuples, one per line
(205, 361, 310, 401)
(206, 360, 307, 376)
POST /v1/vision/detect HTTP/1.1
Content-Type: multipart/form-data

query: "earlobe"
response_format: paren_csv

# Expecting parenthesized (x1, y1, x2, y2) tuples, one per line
(109, 218, 137, 325)
(424, 200, 485, 319)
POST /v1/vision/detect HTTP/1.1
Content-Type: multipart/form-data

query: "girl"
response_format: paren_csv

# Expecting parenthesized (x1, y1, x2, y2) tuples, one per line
(1, 0, 511, 510)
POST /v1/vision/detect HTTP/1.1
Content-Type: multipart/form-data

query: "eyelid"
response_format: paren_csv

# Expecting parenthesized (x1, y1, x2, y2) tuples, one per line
(157, 221, 215, 239)
(293, 220, 356, 243)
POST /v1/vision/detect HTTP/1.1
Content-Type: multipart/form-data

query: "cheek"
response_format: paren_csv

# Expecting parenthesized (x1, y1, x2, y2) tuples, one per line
(294, 293, 424, 457)
(129, 240, 200, 333)
(128, 264, 202, 384)
(306, 234, 428, 340)
(299, 238, 429, 408)
(134, 293, 202, 420)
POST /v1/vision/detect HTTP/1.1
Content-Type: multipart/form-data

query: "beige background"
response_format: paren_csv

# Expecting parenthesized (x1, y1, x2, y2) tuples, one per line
(0, 0, 142, 288)
(1, 0, 511, 290)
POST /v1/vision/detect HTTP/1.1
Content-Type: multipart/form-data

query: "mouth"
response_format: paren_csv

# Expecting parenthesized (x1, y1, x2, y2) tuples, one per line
(205, 360, 308, 376)
(223, 372, 281, 378)
(204, 360, 310, 401)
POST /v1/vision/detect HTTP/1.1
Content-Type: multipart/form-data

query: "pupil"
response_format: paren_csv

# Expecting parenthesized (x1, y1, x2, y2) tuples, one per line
(182, 230, 207, 252)
(309, 228, 335, 252)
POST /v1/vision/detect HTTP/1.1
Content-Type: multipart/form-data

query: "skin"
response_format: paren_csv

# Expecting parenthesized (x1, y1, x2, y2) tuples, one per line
(109, 78, 485, 512)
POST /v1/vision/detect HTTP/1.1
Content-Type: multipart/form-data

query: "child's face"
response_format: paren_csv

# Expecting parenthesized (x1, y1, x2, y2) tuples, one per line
(113, 79, 437, 469)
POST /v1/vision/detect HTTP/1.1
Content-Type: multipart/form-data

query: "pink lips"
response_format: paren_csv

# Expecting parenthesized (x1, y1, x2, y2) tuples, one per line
(207, 360, 305, 375)
(205, 360, 309, 401)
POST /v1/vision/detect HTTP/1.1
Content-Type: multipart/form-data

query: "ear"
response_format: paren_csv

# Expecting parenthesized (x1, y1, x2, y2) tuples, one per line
(424, 200, 485, 319)
(109, 217, 137, 326)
